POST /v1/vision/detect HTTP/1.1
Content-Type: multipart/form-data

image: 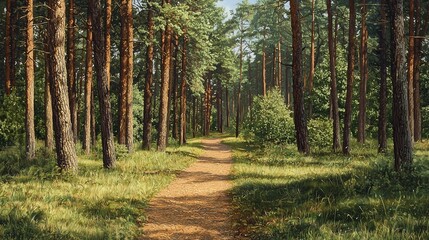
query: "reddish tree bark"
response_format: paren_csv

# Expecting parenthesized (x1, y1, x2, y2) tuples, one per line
(67, 0, 78, 142)
(83, 7, 93, 155)
(378, 0, 388, 153)
(143, 1, 154, 150)
(290, 0, 309, 154)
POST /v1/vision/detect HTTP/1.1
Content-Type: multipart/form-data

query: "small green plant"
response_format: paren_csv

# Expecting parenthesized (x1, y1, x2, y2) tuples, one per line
(243, 89, 295, 144)
(308, 118, 333, 151)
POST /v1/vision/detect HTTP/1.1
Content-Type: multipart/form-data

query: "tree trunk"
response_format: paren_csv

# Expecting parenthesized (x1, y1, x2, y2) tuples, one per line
(192, 96, 196, 138)
(172, 36, 179, 140)
(343, 0, 356, 155)
(126, 0, 134, 153)
(290, 0, 310, 154)
(5, 0, 16, 95)
(327, 0, 341, 151)
(25, 0, 36, 160)
(67, 0, 77, 143)
(308, 0, 315, 118)
(44, 34, 54, 151)
(285, 45, 291, 107)
(119, 0, 129, 145)
(83, 7, 93, 155)
(390, 0, 413, 172)
(179, 34, 188, 145)
(217, 77, 223, 133)
(407, 0, 415, 142)
(357, 0, 368, 144)
(143, 2, 154, 150)
(262, 31, 267, 97)
(48, 0, 78, 171)
(236, 33, 243, 138)
(413, 0, 428, 142)
(105, 0, 112, 89)
(157, 0, 172, 151)
(90, 0, 116, 168)
(378, 0, 388, 153)
(226, 88, 230, 127)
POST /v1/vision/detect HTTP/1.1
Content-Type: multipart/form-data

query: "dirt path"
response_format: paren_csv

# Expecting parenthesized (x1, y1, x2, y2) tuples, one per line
(141, 138, 234, 240)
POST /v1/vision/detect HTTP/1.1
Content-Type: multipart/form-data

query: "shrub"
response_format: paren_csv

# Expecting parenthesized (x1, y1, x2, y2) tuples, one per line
(243, 89, 295, 144)
(308, 118, 333, 151)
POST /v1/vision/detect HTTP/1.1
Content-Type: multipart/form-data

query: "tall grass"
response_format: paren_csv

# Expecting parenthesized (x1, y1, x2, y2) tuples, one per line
(0, 140, 203, 239)
(224, 137, 429, 239)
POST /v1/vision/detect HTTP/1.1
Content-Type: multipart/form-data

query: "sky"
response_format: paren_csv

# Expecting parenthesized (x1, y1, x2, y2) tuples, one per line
(216, 0, 257, 14)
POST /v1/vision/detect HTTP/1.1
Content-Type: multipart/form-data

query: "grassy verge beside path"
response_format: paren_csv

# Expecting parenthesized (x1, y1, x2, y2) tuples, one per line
(0, 139, 203, 239)
(224, 137, 429, 239)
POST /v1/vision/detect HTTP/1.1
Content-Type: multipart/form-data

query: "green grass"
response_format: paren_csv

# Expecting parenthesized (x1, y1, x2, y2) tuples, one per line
(224, 137, 429, 240)
(0, 139, 203, 239)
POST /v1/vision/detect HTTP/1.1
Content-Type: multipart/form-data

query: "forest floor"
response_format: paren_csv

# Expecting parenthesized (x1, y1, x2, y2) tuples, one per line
(141, 138, 234, 239)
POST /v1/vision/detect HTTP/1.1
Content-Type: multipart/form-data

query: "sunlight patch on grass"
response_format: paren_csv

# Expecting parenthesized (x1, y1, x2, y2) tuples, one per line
(0, 139, 203, 239)
(226, 137, 429, 239)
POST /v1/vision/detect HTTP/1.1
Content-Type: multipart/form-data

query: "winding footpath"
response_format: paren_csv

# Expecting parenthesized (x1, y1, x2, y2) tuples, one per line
(141, 138, 234, 240)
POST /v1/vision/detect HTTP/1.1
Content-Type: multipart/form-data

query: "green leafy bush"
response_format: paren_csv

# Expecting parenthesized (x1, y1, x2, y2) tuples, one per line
(308, 118, 333, 151)
(243, 89, 295, 144)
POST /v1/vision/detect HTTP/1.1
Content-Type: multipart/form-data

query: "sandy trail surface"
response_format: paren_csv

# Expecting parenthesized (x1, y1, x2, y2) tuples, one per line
(141, 138, 234, 240)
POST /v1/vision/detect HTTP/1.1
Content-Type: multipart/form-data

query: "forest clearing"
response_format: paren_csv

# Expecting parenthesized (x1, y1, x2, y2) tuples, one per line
(1, 0, 429, 239)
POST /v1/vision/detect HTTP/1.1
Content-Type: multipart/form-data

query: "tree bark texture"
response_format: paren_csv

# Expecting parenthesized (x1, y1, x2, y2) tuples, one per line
(119, 0, 129, 145)
(172, 36, 179, 140)
(26, 0, 36, 160)
(179, 35, 188, 145)
(378, 0, 388, 153)
(126, 0, 134, 153)
(290, 0, 309, 154)
(407, 0, 415, 142)
(157, 0, 172, 151)
(67, 0, 78, 142)
(309, 0, 315, 117)
(413, 0, 428, 142)
(44, 34, 54, 151)
(83, 7, 93, 155)
(48, 0, 78, 171)
(390, 0, 413, 172)
(343, 0, 356, 155)
(90, 0, 117, 168)
(143, 1, 154, 150)
(357, 0, 368, 144)
(105, 0, 112, 89)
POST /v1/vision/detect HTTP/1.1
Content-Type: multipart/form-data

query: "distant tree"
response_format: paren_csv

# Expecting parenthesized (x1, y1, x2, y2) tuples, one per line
(47, 0, 78, 171)
(407, 0, 415, 141)
(326, 0, 340, 151)
(290, 0, 309, 154)
(357, 0, 368, 144)
(378, 0, 388, 153)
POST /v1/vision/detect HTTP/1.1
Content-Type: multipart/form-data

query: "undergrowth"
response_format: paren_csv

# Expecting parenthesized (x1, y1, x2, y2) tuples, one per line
(0, 139, 203, 239)
(224, 137, 429, 240)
